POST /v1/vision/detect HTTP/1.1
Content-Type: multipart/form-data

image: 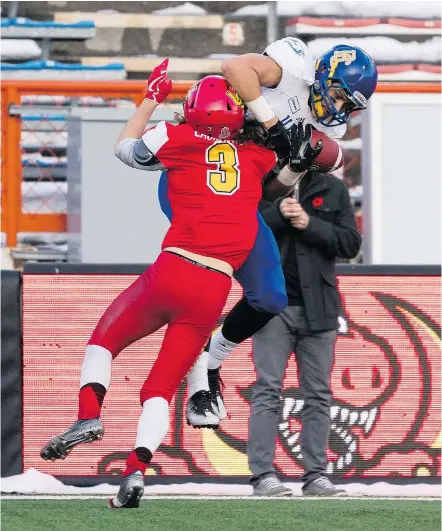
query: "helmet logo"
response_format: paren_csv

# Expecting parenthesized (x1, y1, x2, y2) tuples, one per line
(219, 127, 231, 139)
(330, 49, 357, 67)
(226, 89, 245, 109)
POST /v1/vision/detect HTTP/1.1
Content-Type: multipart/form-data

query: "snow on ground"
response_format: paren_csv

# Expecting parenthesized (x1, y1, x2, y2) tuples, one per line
(1, 469, 440, 498)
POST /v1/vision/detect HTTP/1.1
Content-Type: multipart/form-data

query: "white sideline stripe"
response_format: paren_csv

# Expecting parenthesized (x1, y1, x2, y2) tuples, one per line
(1, 495, 440, 501)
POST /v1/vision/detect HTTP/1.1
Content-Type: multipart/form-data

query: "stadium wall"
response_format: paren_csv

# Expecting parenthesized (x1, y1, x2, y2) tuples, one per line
(1, 270, 23, 477)
(2, 264, 440, 485)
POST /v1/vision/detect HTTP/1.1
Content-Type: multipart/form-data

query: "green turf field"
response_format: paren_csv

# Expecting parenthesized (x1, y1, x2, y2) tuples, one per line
(1, 499, 441, 531)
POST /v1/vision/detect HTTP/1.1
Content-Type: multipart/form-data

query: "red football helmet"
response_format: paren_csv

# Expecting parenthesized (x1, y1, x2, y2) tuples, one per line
(183, 75, 245, 140)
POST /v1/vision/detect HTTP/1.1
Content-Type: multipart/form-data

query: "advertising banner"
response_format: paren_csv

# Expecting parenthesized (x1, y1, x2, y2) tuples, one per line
(22, 272, 441, 479)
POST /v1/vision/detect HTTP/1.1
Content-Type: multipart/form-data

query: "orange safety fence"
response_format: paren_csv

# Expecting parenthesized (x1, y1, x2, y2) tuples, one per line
(1, 80, 441, 247)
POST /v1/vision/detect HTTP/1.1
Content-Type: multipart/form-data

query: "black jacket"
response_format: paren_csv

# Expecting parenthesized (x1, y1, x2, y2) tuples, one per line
(259, 172, 362, 331)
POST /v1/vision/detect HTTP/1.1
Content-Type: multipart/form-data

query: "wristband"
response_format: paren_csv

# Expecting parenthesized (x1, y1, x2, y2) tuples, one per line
(245, 95, 276, 123)
(277, 165, 306, 186)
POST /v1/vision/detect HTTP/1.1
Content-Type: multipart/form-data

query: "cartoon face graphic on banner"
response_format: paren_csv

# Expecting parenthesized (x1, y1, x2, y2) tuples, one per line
(22, 274, 441, 478)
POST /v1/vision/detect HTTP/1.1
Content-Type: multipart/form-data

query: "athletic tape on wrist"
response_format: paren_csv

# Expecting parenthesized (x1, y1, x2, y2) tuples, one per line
(277, 165, 306, 186)
(245, 95, 276, 123)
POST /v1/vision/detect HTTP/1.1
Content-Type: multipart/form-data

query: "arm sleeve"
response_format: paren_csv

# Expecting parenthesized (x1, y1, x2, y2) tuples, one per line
(114, 137, 165, 171)
(264, 37, 314, 86)
(294, 184, 362, 259)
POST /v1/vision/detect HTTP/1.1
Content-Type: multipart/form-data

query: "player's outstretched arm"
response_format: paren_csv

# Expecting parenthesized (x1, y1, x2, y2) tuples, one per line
(115, 59, 172, 147)
(116, 98, 158, 147)
(115, 59, 172, 170)
(221, 54, 282, 129)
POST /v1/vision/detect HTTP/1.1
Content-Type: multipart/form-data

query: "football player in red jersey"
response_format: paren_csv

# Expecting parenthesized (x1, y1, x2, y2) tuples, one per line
(40, 60, 281, 508)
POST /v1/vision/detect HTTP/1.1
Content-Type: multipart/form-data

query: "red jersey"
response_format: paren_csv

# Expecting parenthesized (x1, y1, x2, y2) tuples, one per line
(142, 122, 277, 270)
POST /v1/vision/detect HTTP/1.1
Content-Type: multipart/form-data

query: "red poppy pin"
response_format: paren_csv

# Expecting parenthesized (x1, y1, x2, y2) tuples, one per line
(313, 197, 324, 207)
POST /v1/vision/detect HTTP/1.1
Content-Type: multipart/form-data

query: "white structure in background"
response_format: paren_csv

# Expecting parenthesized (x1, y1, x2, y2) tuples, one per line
(362, 92, 441, 265)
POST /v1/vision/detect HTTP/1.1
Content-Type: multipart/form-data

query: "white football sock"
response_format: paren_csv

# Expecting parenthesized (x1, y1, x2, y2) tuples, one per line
(187, 350, 210, 397)
(135, 397, 169, 454)
(80, 344, 112, 389)
(207, 330, 238, 370)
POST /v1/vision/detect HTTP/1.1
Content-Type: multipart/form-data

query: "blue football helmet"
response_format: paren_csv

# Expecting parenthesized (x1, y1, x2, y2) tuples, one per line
(310, 44, 378, 127)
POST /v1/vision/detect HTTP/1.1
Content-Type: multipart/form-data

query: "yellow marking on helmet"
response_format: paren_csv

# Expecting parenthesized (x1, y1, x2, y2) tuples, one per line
(329, 49, 357, 79)
(226, 89, 245, 109)
(312, 92, 326, 117)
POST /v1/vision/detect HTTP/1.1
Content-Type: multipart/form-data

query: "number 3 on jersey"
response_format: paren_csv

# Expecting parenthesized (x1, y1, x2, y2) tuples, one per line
(206, 142, 240, 195)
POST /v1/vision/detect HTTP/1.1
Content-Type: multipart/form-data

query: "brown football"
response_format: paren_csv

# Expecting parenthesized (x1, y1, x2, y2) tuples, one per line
(311, 130, 344, 173)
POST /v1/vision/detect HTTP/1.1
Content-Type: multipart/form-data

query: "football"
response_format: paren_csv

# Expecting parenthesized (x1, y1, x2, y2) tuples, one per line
(310, 130, 344, 173)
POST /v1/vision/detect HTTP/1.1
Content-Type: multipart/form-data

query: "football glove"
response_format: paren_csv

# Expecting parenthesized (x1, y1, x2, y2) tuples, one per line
(145, 58, 172, 104)
(289, 121, 323, 173)
(264, 120, 291, 163)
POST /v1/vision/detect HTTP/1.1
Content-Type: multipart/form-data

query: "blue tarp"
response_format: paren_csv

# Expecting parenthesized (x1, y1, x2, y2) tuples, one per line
(22, 159, 67, 168)
(21, 115, 67, 121)
(1, 17, 95, 29)
(1, 60, 125, 71)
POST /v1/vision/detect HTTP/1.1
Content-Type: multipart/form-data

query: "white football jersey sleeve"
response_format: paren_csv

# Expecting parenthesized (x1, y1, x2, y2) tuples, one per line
(265, 37, 314, 87)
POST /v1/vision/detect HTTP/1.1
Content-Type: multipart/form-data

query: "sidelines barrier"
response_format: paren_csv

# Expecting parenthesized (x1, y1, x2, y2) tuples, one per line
(1, 270, 22, 477)
(1, 263, 440, 483)
(1, 80, 189, 247)
(2, 80, 440, 247)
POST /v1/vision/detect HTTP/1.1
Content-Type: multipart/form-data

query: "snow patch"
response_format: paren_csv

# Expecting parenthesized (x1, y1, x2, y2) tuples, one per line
(1, 39, 41, 60)
(308, 36, 442, 63)
(152, 2, 207, 15)
(1, 469, 440, 498)
(230, 1, 441, 18)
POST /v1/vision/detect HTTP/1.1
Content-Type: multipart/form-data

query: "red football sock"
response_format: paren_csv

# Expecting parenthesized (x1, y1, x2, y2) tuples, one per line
(122, 447, 152, 477)
(78, 383, 106, 420)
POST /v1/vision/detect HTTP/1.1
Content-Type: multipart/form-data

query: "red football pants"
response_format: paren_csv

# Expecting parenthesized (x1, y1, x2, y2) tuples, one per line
(88, 252, 231, 403)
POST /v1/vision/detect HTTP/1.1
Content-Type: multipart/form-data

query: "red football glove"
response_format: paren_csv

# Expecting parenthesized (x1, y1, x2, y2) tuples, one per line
(145, 58, 172, 104)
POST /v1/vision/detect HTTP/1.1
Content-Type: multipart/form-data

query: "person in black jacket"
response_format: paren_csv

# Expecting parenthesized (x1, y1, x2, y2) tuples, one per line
(249, 153, 362, 497)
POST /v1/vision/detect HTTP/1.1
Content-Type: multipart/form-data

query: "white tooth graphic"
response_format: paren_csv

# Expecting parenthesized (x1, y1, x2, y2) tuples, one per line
(326, 462, 334, 474)
(283, 398, 295, 420)
(293, 400, 305, 414)
(294, 445, 301, 453)
(349, 440, 357, 452)
(330, 406, 339, 420)
(349, 411, 358, 425)
(345, 452, 353, 465)
(331, 423, 336, 430)
(287, 433, 300, 445)
(364, 407, 378, 434)
(283, 430, 290, 438)
(335, 427, 342, 434)
(299, 453, 303, 459)
(359, 410, 368, 426)
(341, 430, 348, 438)
(345, 435, 352, 444)
(340, 408, 349, 422)
(279, 422, 288, 430)
(337, 457, 344, 470)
